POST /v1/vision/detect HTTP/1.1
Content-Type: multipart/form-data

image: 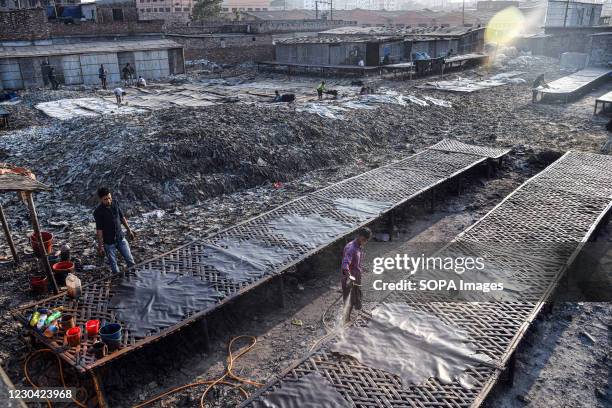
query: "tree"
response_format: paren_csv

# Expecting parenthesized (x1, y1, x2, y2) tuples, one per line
(191, 0, 222, 21)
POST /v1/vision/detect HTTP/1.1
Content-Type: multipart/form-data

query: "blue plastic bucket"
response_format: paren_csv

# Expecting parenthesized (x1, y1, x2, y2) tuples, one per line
(99, 323, 122, 341)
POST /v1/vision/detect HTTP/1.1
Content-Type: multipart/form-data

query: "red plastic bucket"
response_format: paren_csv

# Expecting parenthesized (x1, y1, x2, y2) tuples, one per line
(52, 261, 74, 286)
(30, 275, 48, 294)
(86, 320, 100, 338)
(66, 326, 81, 347)
(29, 231, 53, 256)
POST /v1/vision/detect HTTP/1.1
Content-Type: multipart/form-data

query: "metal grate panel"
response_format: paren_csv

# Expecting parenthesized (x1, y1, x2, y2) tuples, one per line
(429, 139, 511, 159)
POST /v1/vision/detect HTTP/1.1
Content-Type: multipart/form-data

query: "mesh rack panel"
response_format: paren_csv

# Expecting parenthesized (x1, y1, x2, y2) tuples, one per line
(11, 140, 508, 373)
(241, 151, 612, 408)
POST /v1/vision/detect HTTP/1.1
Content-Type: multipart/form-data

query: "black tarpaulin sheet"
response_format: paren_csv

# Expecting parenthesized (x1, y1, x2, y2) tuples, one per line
(331, 303, 492, 388)
(332, 198, 393, 221)
(252, 372, 352, 408)
(216, 237, 295, 270)
(199, 237, 295, 284)
(268, 214, 353, 249)
(107, 269, 222, 338)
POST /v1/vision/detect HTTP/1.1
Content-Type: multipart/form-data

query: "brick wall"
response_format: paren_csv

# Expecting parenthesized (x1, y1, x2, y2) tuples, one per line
(49, 20, 164, 37)
(589, 34, 612, 66)
(167, 33, 273, 63)
(96, 4, 139, 23)
(0, 8, 49, 41)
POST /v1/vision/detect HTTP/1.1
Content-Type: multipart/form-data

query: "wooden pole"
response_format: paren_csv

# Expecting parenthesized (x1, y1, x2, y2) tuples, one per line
(91, 369, 108, 408)
(25, 192, 59, 294)
(0, 203, 19, 263)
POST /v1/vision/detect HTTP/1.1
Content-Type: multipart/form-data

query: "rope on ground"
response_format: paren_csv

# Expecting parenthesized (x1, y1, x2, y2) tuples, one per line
(23, 349, 89, 408)
(133, 335, 264, 408)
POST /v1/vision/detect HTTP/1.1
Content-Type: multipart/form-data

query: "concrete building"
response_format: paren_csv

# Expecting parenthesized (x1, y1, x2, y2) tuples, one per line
(476, 1, 519, 11)
(0, 39, 184, 89)
(136, 0, 194, 22)
(545, 0, 603, 27)
(275, 36, 406, 65)
(221, 0, 269, 12)
(319, 25, 486, 56)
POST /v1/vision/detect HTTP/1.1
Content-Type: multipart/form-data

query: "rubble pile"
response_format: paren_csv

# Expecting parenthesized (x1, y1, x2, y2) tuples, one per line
(1, 103, 432, 210)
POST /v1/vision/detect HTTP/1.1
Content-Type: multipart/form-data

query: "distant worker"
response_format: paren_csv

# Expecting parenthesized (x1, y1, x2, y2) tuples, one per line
(446, 48, 454, 58)
(94, 187, 136, 275)
(99, 64, 108, 90)
(357, 59, 365, 67)
(317, 81, 326, 100)
(382, 54, 390, 65)
(341, 227, 371, 323)
(113, 87, 126, 106)
(272, 91, 295, 103)
(137, 76, 147, 88)
(122, 63, 135, 86)
(532, 73, 549, 103)
(41, 60, 51, 87)
(360, 86, 368, 95)
(48, 66, 59, 90)
(273, 90, 282, 102)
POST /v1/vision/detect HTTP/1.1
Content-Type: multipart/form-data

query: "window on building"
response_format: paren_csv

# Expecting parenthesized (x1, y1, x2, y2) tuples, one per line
(146, 8, 151, 11)
(222, 7, 228, 11)
(139, 0, 143, 3)
(247, 7, 252, 10)
(112, 8, 124, 21)
(153, 7, 157, 11)
(166, 7, 170, 11)
(183, 7, 188, 11)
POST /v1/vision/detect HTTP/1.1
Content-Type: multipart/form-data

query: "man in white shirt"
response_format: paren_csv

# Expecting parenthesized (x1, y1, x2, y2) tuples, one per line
(137, 76, 147, 88)
(113, 87, 126, 106)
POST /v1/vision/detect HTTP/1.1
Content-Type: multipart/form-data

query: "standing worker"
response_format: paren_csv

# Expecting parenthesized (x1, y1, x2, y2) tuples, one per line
(94, 187, 136, 275)
(532, 73, 549, 103)
(122, 63, 135, 86)
(48, 66, 59, 90)
(99, 64, 108, 90)
(340, 227, 371, 323)
(317, 81, 326, 100)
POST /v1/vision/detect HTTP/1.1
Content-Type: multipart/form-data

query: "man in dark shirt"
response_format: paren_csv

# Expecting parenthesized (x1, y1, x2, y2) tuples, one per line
(93, 187, 135, 274)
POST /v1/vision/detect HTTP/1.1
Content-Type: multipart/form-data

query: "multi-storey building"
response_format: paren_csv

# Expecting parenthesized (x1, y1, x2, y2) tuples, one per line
(137, 0, 194, 21)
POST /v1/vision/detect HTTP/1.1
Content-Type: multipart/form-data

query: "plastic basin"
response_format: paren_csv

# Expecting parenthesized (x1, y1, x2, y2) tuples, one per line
(52, 261, 74, 286)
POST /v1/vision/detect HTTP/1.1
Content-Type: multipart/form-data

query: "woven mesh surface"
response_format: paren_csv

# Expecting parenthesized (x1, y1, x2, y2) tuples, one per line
(11, 142, 503, 372)
(242, 151, 612, 408)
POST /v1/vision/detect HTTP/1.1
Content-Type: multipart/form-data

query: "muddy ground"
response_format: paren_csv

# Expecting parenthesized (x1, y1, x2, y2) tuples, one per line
(0, 57, 610, 407)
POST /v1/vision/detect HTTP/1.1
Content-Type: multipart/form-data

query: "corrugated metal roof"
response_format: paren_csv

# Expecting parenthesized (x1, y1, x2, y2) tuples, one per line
(277, 35, 405, 44)
(0, 39, 182, 59)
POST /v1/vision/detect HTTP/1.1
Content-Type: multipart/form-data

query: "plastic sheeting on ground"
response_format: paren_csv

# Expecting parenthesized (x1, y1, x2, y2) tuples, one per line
(331, 303, 493, 388)
(35, 98, 146, 120)
(419, 71, 526, 93)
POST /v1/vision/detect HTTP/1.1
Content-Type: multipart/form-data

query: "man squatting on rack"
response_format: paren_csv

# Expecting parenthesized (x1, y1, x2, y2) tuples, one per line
(341, 227, 372, 323)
